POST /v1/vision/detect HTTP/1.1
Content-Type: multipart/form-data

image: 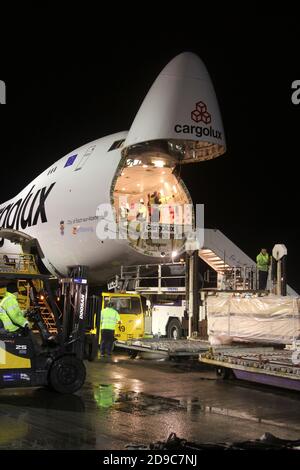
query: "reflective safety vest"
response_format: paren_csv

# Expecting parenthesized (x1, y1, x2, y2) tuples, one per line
(256, 253, 269, 272)
(0, 292, 28, 332)
(120, 207, 128, 219)
(137, 204, 147, 219)
(100, 307, 120, 330)
(94, 384, 116, 408)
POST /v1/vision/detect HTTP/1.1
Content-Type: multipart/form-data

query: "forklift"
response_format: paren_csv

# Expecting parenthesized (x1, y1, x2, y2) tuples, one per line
(0, 262, 90, 394)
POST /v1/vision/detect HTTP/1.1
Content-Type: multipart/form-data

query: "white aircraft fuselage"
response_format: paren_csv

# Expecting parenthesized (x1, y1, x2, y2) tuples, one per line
(0, 52, 226, 283)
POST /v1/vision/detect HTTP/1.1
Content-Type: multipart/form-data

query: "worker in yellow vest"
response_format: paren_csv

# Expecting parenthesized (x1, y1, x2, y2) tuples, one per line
(136, 199, 147, 221)
(256, 248, 270, 290)
(100, 300, 121, 357)
(0, 282, 29, 334)
(149, 191, 160, 223)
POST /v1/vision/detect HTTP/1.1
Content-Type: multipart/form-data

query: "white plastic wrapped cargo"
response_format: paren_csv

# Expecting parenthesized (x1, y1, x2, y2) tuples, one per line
(207, 294, 300, 345)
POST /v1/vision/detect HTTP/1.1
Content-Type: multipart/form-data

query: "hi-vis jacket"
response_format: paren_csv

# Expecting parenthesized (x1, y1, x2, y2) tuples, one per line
(256, 253, 269, 272)
(0, 292, 28, 332)
(100, 307, 120, 330)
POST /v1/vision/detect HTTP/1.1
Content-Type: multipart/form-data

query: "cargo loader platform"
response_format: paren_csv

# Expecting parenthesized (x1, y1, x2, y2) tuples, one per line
(115, 338, 209, 359)
(200, 346, 300, 392)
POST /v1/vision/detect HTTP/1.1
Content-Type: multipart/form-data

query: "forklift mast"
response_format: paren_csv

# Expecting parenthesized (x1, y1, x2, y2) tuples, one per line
(60, 266, 89, 359)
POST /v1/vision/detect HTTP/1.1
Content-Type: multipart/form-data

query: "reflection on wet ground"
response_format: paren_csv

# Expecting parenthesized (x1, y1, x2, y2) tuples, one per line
(1, 353, 300, 449)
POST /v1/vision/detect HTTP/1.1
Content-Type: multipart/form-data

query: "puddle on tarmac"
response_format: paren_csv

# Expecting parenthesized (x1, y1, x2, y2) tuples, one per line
(93, 384, 300, 431)
(94, 385, 185, 415)
(115, 391, 185, 415)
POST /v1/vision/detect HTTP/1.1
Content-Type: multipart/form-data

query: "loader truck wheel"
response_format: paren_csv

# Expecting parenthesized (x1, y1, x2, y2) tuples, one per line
(49, 356, 86, 394)
(127, 349, 138, 359)
(216, 366, 231, 380)
(167, 319, 182, 340)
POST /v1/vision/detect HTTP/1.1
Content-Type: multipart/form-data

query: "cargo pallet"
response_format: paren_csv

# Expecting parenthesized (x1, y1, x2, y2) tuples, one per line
(115, 338, 209, 359)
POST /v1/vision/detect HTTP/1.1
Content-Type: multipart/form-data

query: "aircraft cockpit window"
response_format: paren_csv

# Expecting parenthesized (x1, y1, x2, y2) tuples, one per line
(108, 139, 125, 151)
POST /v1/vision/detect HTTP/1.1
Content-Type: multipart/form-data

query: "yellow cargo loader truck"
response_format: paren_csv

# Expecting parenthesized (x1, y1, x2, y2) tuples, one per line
(98, 292, 145, 342)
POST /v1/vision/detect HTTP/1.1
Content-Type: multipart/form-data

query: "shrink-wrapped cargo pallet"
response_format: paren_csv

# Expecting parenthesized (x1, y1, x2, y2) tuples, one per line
(207, 294, 300, 345)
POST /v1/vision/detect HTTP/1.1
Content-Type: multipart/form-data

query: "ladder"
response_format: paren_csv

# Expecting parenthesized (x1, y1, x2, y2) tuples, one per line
(36, 296, 58, 334)
(18, 280, 58, 334)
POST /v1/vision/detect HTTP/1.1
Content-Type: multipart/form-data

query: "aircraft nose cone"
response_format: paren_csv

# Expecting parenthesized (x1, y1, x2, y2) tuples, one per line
(124, 52, 226, 162)
(160, 52, 210, 80)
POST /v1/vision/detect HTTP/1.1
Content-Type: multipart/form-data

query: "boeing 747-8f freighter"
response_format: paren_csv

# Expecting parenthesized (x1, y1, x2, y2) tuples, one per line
(0, 52, 226, 282)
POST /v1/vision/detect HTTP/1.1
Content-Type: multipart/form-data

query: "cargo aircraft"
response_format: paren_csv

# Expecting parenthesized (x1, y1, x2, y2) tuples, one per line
(0, 52, 226, 282)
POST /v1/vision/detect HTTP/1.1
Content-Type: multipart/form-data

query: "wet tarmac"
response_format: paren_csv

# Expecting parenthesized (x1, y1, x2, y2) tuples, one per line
(1, 352, 300, 449)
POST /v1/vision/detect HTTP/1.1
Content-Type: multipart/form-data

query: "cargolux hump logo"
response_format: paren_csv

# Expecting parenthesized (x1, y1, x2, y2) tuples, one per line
(173, 100, 221, 140)
(191, 101, 211, 124)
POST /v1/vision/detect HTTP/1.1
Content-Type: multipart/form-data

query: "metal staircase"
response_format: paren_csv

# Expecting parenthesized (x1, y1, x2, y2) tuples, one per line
(199, 229, 297, 295)
(199, 229, 256, 290)
(199, 249, 231, 273)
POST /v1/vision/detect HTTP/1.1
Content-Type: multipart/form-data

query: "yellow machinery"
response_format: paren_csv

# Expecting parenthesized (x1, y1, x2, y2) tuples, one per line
(0, 253, 58, 334)
(0, 255, 145, 357)
(100, 292, 144, 341)
(0, 256, 87, 393)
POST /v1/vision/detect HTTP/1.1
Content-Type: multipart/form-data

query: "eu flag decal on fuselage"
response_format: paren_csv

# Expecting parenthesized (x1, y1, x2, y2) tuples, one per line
(64, 154, 77, 167)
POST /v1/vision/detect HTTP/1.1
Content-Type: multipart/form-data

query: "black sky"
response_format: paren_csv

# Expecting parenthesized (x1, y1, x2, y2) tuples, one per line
(0, 15, 299, 289)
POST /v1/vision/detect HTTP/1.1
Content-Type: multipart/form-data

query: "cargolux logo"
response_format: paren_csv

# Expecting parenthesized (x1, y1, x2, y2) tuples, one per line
(0, 182, 56, 247)
(191, 101, 211, 124)
(174, 99, 222, 140)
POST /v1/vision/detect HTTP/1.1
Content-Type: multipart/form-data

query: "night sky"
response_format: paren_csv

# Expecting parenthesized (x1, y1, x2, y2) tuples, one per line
(0, 15, 299, 290)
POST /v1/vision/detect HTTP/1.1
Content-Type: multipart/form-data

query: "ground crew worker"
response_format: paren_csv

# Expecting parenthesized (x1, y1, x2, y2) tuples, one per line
(136, 199, 147, 221)
(150, 191, 158, 205)
(0, 282, 29, 334)
(119, 201, 129, 221)
(100, 300, 121, 357)
(149, 191, 161, 223)
(256, 248, 270, 290)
